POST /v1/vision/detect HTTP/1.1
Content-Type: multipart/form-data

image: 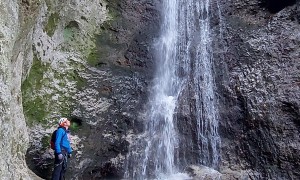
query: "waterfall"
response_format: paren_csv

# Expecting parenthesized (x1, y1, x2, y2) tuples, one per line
(125, 0, 221, 179)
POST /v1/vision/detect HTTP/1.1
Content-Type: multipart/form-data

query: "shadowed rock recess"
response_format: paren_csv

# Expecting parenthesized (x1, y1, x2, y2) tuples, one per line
(0, 0, 299, 179)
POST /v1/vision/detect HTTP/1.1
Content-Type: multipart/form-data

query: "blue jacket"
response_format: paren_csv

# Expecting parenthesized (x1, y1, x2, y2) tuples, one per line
(54, 127, 72, 154)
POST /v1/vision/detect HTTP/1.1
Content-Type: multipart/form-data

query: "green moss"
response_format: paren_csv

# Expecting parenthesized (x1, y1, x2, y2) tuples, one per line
(65, 59, 86, 89)
(21, 54, 78, 127)
(70, 122, 80, 132)
(85, 0, 126, 68)
(84, 0, 120, 67)
(86, 28, 124, 67)
(69, 70, 86, 89)
(45, 12, 60, 37)
(59, 99, 73, 117)
(22, 55, 51, 126)
(58, 81, 66, 87)
(23, 96, 48, 126)
(41, 135, 51, 149)
(87, 48, 101, 66)
(22, 54, 49, 90)
(63, 21, 80, 41)
(63, 28, 73, 40)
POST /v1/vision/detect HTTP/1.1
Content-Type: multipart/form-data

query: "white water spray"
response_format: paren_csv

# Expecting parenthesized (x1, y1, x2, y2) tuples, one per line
(125, 0, 221, 179)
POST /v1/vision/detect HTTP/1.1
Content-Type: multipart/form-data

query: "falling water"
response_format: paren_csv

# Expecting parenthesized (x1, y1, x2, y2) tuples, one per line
(125, 0, 221, 179)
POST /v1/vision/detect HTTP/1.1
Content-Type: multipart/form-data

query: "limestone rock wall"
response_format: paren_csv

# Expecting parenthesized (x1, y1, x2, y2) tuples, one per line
(214, 0, 300, 179)
(0, 0, 41, 179)
(1, 0, 299, 179)
(1, 0, 109, 179)
(0, 0, 157, 178)
(20, 0, 159, 179)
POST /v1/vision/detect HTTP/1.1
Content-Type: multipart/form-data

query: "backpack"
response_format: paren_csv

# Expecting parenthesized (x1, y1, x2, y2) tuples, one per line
(50, 127, 66, 150)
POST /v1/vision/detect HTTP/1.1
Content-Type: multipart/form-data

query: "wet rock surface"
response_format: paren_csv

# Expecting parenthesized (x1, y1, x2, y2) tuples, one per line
(23, 0, 160, 179)
(213, 0, 300, 179)
(28, 0, 300, 179)
(2, 0, 299, 179)
(64, 0, 161, 179)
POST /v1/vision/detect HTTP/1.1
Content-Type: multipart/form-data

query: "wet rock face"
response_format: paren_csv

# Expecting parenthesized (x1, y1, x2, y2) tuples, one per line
(20, 0, 160, 179)
(75, 0, 300, 179)
(213, 0, 300, 179)
(5, 0, 298, 179)
(259, 0, 296, 13)
(65, 0, 161, 179)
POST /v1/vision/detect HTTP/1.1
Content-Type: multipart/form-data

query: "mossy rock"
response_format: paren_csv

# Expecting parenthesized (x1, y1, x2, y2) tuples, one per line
(22, 54, 81, 127)
(41, 135, 51, 149)
(45, 12, 60, 37)
(22, 55, 50, 126)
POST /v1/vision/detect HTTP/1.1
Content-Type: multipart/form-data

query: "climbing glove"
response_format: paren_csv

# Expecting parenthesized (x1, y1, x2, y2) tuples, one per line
(58, 154, 64, 160)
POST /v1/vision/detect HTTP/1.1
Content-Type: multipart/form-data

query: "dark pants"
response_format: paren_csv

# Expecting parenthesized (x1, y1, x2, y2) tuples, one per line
(51, 152, 68, 180)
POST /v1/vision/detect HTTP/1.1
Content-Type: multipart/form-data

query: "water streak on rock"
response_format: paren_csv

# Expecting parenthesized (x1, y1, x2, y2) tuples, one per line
(125, 0, 221, 179)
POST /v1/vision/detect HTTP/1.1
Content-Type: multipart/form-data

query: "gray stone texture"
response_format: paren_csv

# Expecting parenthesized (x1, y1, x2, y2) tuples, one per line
(214, 0, 300, 179)
(0, 0, 41, 179)
(0, 0, 299, 179)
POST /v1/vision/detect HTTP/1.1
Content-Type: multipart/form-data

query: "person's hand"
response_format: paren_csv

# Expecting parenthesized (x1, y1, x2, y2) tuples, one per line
(58, 154, 64, 160)
(68, 153, 72, 158)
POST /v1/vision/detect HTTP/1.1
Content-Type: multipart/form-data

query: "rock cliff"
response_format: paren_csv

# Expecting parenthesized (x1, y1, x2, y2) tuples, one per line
(0, 0, 41, 179)
(215, 0, 300, 179)
(0, 0, 299, 179)
(5, 0, 159, 179)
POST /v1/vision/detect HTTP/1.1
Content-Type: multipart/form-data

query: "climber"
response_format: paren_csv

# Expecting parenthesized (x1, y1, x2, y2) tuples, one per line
(51, 117, 73, 180)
